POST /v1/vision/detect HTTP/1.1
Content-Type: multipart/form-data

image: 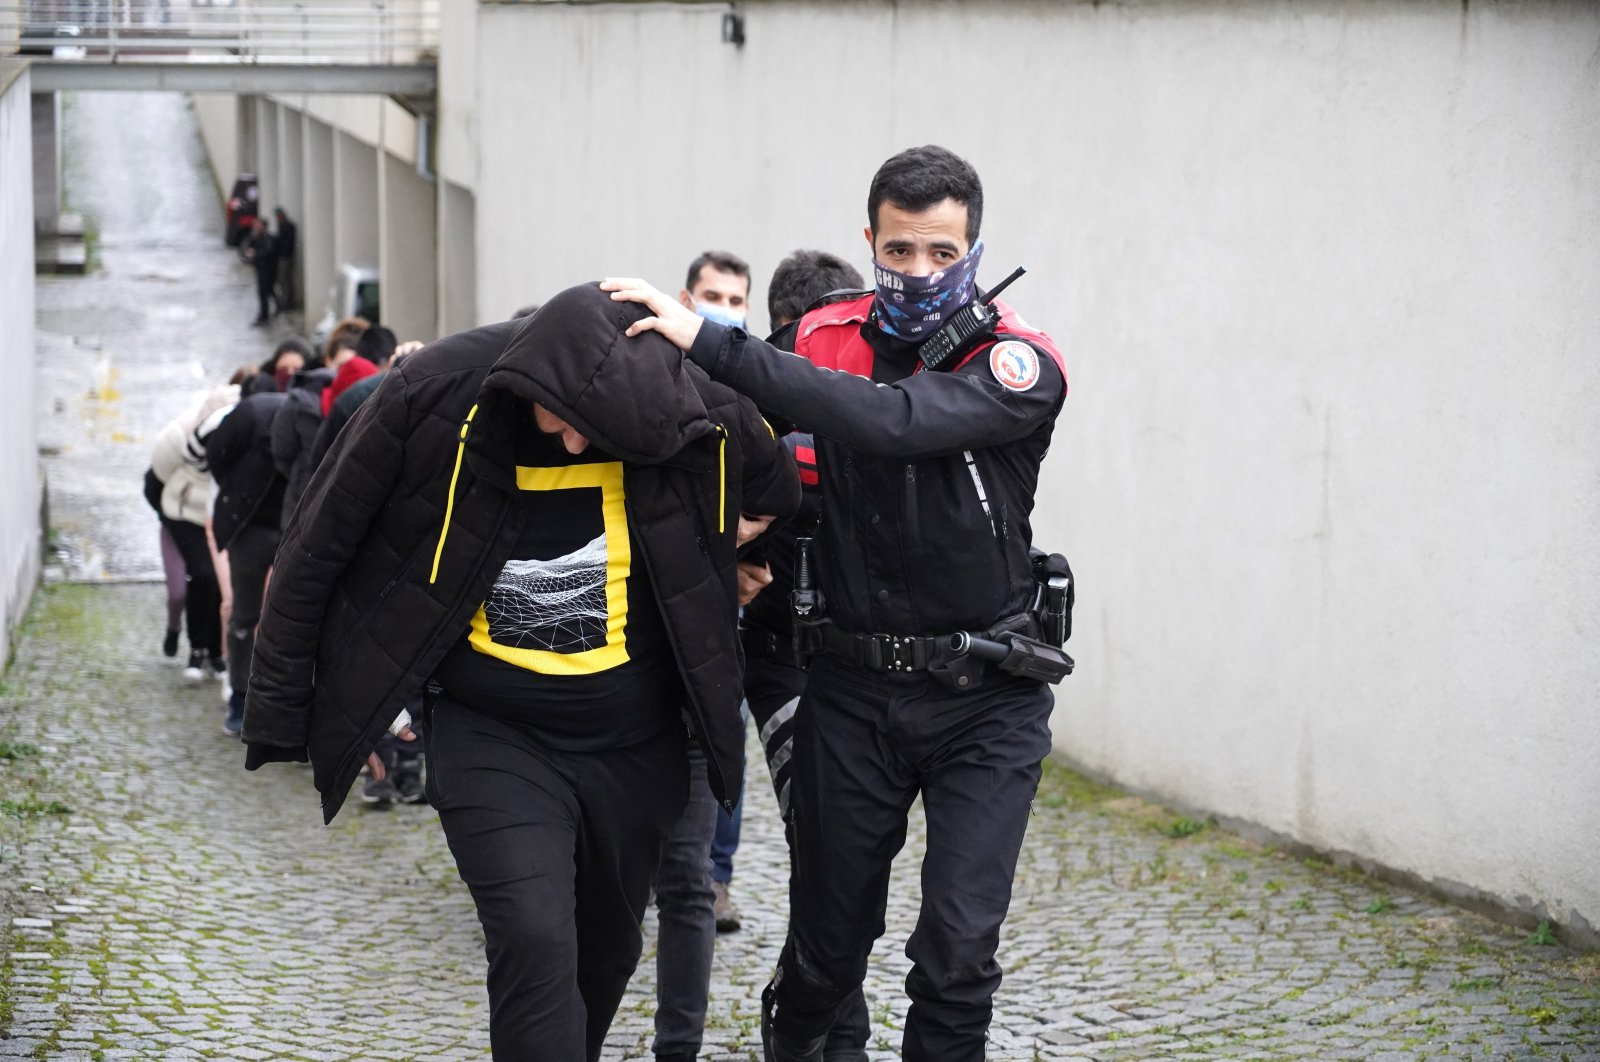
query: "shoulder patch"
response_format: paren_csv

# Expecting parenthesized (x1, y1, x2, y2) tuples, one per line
(989, 340, 1040, 393)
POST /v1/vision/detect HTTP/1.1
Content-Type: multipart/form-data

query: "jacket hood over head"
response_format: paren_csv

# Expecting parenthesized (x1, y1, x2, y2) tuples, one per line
(482, 282, 713, 464)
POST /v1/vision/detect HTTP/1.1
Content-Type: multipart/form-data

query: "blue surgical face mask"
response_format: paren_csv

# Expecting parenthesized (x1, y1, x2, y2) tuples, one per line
(695, 301, 746, 330)
(871, 239, 985, 341)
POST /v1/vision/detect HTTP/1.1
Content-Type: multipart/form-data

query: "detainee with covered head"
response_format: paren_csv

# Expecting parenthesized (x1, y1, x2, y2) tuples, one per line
(240, 281, 800, 1060)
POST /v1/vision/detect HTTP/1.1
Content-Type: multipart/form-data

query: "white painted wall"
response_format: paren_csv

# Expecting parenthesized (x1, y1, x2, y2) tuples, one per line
(468, 0, 1600, 940)
(0, 62, 41, 665)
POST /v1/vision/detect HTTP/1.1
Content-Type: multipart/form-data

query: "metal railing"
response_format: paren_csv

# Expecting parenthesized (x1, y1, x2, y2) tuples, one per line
(1, 1, 439, 65)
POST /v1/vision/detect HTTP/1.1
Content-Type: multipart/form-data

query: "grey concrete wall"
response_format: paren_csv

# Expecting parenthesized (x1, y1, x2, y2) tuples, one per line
(439, 179, 476, 333)
(30, 90, 58, 233)
(301, 116, 336, 331)
(332, 129, 379, 275)
(189, 92, 238, 194)
(379, 149, 438, 343)
(276, 104, 304, 307)
(254, 97, 280, 209)
(0, 63, 41, 666)
(468, 0, 1600, 941)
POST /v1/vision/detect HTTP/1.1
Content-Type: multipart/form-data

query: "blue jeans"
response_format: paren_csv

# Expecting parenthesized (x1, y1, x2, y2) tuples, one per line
(653, 743, 719, 1057)
(708, 705, 747, 883)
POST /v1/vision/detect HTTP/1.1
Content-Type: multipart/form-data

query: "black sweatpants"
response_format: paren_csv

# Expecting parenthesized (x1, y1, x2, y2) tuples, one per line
(770, 655, 1053, 1062)
(424, 693, 690, 1062)
(254, 266, 276, 321)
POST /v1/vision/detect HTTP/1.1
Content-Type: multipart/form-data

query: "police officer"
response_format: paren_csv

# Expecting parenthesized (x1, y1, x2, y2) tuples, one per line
(604, 143, 1068, 1062)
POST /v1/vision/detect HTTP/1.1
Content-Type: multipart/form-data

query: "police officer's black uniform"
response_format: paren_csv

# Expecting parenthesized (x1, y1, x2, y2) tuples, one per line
(684, 291, 1068, 1062)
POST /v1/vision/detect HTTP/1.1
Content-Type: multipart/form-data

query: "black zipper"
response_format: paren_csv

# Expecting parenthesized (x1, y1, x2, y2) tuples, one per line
(331, 496, 516, 810)
(903, 463, 920, 543)
(628, 490, 736, 813)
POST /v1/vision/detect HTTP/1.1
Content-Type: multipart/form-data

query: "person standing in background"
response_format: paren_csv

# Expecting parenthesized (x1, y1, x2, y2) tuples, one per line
(273, 207, 299, 312)
(243, 217, 279, 326)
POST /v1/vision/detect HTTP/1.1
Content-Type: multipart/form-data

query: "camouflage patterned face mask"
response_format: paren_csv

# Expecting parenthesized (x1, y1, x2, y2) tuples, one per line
(871, 239, 985, 341)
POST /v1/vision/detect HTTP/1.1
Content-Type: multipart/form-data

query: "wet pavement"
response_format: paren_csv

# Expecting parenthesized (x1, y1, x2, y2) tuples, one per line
(35, 91, 301, 582)
(3, 92, 1598, 1060)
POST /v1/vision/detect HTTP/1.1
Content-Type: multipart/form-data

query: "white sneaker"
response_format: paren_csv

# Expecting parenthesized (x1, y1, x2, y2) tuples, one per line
(183, 649, 205, 682)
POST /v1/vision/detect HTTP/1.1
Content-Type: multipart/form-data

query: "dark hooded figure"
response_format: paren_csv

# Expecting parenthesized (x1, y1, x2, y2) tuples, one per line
(242, 282, 800, 1060)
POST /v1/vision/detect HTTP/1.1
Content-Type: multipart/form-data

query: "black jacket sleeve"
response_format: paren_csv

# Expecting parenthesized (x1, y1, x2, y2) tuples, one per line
(685, 321, 1064, 461)
(242, 376, 411, 758)
(730, 393, 800, 521)
(269, 394, 302, 478)
(203, 403, 253, 486)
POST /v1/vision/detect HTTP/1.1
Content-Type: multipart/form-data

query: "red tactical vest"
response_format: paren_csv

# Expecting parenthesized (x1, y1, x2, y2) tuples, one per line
(793, 293, 1067, 388)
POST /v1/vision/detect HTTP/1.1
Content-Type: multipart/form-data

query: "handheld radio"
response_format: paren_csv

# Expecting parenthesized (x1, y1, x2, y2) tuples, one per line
(917, 266, 1028, 372)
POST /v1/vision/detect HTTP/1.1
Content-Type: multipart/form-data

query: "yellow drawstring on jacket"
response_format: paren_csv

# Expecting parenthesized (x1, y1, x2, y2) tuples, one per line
(430, 404, 479, 584)
(716, 425, 728, 534)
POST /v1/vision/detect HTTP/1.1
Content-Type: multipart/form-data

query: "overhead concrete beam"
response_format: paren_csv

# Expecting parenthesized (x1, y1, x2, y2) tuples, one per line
(27, 61, 435, 97)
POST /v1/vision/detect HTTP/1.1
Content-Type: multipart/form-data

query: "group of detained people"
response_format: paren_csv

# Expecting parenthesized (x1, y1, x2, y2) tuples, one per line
(235, 144, 1070, 1062)
(143, 318, 418, 780)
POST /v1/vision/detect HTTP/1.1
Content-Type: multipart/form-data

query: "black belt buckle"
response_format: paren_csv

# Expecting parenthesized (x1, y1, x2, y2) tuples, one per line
(870, 633, 922, 672)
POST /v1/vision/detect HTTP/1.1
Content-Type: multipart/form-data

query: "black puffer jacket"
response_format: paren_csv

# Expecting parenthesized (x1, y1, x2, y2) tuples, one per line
(243, 283, 800, 822)
(269, 367, 335, 531)
(206, 391, 288, 549)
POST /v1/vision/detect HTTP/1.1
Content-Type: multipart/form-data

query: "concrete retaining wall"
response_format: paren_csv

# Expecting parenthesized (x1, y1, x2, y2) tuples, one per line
(0, 61, 41, 666)
(467, 0, 1600, 943)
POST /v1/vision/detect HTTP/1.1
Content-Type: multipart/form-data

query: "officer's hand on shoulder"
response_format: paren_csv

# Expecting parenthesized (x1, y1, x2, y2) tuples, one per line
(600, 277, 706, 352)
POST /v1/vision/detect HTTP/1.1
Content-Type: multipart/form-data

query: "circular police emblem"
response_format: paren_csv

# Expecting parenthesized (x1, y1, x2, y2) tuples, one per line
(989, 340, 1040, 392)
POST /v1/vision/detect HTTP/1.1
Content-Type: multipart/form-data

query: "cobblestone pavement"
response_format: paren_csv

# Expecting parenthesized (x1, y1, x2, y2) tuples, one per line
(1, 585, 1596, 1060)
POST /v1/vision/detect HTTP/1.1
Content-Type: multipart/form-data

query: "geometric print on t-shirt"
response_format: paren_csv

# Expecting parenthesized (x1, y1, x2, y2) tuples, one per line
(467, 461, 633, 676)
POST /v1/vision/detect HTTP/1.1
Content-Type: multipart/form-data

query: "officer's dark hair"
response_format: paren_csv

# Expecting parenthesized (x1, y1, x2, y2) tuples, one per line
(867, 145, 983, 245)
(767, 250, 866, 327)
(355, 325, 399, 367)
(684, 250, 751, 294)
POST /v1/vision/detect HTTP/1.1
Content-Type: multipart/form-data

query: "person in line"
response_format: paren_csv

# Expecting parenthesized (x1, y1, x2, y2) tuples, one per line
(320, 325, 385, 415)
(144, 369, 248, 679)
(320, 316, 370, 365)
(648, 249, 756, 1062)
(310, 327, 419, 470)
(675, 249, 756, 932)
(270, 355, 335, 533)
(240, 283, 799, 1060)
(253, 338, 312, 393)
(604, 143, 1070, 1062)
(678, 249, 752, 333)
(310, 329, 427, 804)
(203, 380, 289, 736)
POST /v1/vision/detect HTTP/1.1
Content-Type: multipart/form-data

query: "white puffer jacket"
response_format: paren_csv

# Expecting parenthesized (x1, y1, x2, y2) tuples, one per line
(149, 384, 239, 525)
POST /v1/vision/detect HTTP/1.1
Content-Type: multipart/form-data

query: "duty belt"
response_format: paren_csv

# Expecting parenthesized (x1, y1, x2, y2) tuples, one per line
(741, 625, 803, 667)
(817, 624, 943, 672)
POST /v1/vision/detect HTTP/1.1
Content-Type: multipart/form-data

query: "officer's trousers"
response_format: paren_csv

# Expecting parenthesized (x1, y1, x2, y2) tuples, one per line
(771, 655, 1052, 1062)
